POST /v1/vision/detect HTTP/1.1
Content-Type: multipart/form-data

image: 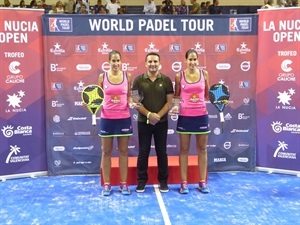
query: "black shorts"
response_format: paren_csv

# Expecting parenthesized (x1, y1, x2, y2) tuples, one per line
(176, 115, 210, 134)
(99, 117, 133, 137)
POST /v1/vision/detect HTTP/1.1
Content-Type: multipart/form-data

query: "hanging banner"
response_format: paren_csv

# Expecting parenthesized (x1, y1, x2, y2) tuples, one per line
(0, 8, 47, 179)
(256, 8, 300, 172)
(42, 14, 258, 175)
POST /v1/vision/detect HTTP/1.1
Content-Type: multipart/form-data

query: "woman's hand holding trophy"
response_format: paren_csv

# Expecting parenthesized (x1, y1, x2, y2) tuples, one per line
(129, 89, 144, 109)
(168, 97, 181, 115)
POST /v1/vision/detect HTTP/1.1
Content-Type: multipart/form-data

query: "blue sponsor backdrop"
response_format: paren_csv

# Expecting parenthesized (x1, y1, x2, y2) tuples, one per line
(42, 14, 258, 175)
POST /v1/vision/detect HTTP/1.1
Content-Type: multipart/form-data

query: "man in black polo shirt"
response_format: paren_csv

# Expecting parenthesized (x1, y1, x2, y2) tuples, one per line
(132, 52, 174, 193)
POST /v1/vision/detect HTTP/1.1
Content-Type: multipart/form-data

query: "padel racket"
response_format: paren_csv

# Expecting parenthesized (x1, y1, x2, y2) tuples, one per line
(209, 83, 230, 132)
(81, 84, 104, 126)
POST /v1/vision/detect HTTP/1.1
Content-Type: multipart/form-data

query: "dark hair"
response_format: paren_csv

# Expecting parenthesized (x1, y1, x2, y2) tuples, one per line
(145, 52, 160, 62)
(185, 49, 198, 59)
(109, 50, 121, 60)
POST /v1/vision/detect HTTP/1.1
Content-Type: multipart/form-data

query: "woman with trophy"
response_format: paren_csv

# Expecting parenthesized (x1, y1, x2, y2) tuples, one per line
(170, 49, 211, 194)
(98, 50, 133, 196)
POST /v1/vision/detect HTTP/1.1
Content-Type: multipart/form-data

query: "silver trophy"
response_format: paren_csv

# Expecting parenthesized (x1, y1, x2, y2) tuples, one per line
(130, 89, 144, 108)
(168, 97, 180, 115)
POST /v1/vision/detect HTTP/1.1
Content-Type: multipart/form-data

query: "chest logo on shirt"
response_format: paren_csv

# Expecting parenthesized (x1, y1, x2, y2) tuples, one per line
(189, 94, 200, 103)
(110, 95, 120, 104)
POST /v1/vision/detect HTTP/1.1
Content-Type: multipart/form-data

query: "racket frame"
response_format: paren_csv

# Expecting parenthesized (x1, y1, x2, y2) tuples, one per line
(81, 84, 104, 126)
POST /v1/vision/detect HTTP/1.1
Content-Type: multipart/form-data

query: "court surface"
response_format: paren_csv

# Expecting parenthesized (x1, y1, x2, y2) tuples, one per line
(1, 172, 299, 225)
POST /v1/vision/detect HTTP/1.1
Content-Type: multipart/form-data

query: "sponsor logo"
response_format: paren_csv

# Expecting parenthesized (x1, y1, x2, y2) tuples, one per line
(98, 42, 112, 54)
(240, 61, 251, 72)
(73, 161, 92, 165)
(49, 18, 73, 32)
(123, 44, 135, 52)
(6, 75, 24, 84)
(238, 113, 250, 120)
(169, 44, 181, 52)
(54, 160, 61, 167)
(237, 157, 249, 162)
(74, 80, 85, 92)
(75, 44, 88, 53)
(273, 140, 296, 159)
(76, 64, 92, 71)
(276, 88, 296, 110)
(230, 129, 249, 133)
(169, 114, 178, 121)
(5, 90, 27, 113)
(172, 62, 182, 72)
(224, 113, 232, 121)
(144, 42, 159, 53)
(243, 98, 250, 105)
(53, 131, 64, 137)
(281, 59, 292, 72)
(50, 63, 66, 72)
(214, 158, 226, 162)
(215, 44, 227, 52)
(213, 127, 221, 135)
(229, 17, 252, 32)
(9, 61, 21, 74)
(51, 82, 63, 90)
(216, 63, 231, 70)
(167, 129, 174, 134)
(223, 141, 231, 150)
(238, 142, 250, 149)
(236, 42, 251, 54)
(52, 101, 64, 108)
(271, 121, 300, 134)
(167, 144, 177, 148)
(1, 125, 32, 138)
(239, 81, 251, 88)
(193, 42, 205, 54)
(74, 101, 83, 106)
(50, 43, 65, 55)
(7, 61, 24, 83)
(6, 145, 30, 164)
(53, 115, 60, 123)
(67, 117, 87, 121)
(278, 59, 296, 82)
(74, 131, 91, 135)
(73, 146, 94, 151)
(208, 114, 218, 119)
(53, 146, 65, 151)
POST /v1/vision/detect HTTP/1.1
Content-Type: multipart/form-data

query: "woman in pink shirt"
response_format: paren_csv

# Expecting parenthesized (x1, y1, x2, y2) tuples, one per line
(173, 49, 211, 194)
(98, 50, 133, 196)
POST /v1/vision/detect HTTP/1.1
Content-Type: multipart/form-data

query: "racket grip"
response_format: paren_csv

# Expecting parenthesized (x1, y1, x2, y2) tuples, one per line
(92, 114, 97, 126)
(220, 112, 225, 123)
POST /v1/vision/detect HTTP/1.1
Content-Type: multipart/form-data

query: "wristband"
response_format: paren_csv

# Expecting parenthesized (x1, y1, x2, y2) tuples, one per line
(146, 112, 151, 124)
(147, 112, 151, 118)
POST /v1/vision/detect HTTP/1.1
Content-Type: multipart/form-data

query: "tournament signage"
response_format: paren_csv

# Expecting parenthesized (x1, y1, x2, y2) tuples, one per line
(0, 8, 47, 179)
(45, 16, 253, 36)
(256, 8, 300, 172)
(42, 14, 258, 175)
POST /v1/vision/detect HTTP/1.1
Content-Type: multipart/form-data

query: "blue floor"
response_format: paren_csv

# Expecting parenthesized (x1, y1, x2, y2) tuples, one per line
(0, 172, 299, 225)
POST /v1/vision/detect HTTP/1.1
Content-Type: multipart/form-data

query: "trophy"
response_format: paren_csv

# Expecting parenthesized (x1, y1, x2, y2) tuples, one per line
(168, 97, 181, 115)
(130, 89, 144, 108)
